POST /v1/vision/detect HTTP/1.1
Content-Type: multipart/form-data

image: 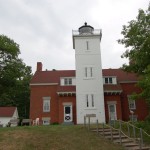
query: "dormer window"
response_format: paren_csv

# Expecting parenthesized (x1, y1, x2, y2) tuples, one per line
(60, 77, 76, 86)
(64, 78, 72, 85)
(103, 77, 117, 84)
(105, 77, 112, 84)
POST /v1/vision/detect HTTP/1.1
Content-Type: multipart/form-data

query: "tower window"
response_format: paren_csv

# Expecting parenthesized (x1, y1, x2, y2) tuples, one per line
(91, 94, 94, 107)
(85, 94, 94, 108)
(86, 41, 89, 50)
(84, 67, 93, 78)
(86, 94, 89, 107)
(85, 67, 88, 77)
(90, 67, 93, 77)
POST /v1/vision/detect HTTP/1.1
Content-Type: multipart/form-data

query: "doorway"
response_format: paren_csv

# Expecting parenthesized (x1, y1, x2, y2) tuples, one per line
(64, 105, 72, 122)
(108, 104, 117, 121)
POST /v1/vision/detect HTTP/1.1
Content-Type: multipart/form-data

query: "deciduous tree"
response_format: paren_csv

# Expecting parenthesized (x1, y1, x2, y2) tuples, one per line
(0, 35, 32, 118)
(118, 4, 150, 107)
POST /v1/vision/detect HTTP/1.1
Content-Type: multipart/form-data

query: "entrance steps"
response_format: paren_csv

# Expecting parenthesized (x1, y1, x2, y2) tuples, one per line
(91, 128, 150, 150)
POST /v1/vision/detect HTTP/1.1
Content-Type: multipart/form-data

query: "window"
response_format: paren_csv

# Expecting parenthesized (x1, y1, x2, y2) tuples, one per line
(64, 78, 72, 85)
(103, 77, 117, 84)
(43, 120, 50, 125)
(85, 94, 94, 108)
(42, 117, 50, 125)
(43, 97, 50, 112)
(86, 41, 89, 50)
(128, 96, 136, 110)
(86, 94, 89, 107)
(105, 77, 112, 84)
(85, 67, 93, 78)
(91, 94, 94, 107)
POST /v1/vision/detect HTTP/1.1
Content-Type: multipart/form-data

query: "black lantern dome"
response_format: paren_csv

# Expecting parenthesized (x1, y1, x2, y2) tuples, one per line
(78, 22, 94, 34)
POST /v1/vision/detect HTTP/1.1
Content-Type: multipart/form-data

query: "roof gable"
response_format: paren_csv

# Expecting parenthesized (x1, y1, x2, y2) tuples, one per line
(0, 107, 16, 117)
(31, 70, 75, 84)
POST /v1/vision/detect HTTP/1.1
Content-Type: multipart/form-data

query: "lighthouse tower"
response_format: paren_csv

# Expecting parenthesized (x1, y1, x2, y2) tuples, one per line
(72, 23, 105, 124)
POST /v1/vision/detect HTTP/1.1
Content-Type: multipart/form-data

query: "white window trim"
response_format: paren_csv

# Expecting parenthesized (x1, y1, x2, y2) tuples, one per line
(43, 97, 50, 112)
(128, 96, 136, 110)
(108, 103, 117, 120)
(105, 77, 112, 84)
(84, 66, 94, 79)
(85, 94, 95, 108)
(103, 76, 117, 85)
(42, 117, 50, 125)
(64, 78, 72, 86)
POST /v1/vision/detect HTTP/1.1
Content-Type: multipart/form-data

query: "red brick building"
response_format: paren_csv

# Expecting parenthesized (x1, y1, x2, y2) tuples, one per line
(30, 23, 148, 125)
(30, 62, 148, 125)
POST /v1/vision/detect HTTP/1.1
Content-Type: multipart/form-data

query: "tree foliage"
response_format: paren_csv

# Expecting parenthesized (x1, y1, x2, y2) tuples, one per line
(118, 4, 150, 75)
(118, 4, 150, 106)
(0, 35, 32, 118)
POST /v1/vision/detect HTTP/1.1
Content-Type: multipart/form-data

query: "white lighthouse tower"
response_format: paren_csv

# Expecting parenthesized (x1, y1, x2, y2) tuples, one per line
(72, 23, 105, 124)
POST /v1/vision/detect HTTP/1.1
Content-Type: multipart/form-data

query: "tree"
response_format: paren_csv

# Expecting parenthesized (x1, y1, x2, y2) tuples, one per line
(118, 4, 150, 105)
(0, 35, 32, 118)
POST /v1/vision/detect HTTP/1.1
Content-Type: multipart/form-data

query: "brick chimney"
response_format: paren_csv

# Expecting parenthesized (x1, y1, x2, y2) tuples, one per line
(37, 62, 42, 71)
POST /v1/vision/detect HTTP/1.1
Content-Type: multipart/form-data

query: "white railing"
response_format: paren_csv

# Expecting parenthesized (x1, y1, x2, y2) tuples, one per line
(72, 29, 102, 36)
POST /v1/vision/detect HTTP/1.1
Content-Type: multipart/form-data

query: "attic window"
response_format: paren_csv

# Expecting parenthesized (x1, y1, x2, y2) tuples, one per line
(64, 78, 72, 85)
(105, 77, 112, 84)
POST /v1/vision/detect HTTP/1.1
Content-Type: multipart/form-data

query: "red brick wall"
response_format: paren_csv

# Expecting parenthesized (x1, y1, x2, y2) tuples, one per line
(104, 94, 122, 122)
(30, 83, 149, 124)
(121, 83, 148, 121)
(30, 85, 59, 124)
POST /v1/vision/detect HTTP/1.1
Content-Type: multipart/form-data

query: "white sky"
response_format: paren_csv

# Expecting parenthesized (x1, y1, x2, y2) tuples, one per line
(0, 0, 149, 72)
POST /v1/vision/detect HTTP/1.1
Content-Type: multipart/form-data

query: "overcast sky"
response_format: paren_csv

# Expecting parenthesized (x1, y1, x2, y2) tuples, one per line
(0, 0, 149, 72)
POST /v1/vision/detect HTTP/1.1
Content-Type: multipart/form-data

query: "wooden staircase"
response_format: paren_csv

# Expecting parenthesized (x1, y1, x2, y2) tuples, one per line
(91, 128, 150, 150)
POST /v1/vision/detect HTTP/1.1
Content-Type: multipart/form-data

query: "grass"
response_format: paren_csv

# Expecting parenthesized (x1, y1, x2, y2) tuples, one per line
(0, 125, 124, 150)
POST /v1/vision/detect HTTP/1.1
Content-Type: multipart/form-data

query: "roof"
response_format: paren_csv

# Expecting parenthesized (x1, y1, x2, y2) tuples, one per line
(0, 107, 16, 117)
(30, 69, 138, 93)
(102, 69, 138, 82)
(31, 70, 75, 84)
(31, 69, 138, 84)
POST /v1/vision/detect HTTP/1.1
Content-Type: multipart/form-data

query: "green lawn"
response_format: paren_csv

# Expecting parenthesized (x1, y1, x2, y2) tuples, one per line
(0, 125, 124, 150)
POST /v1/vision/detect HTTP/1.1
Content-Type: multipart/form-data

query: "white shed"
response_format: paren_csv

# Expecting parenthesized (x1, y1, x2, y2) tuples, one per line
(0, 107, 19, 127)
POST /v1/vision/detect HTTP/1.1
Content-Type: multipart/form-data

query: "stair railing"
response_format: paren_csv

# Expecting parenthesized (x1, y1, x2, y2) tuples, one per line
(111, 120, 150, 148)
(84, 117, 150, 149)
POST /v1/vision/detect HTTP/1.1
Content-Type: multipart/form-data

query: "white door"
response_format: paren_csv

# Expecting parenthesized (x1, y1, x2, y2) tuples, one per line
(64, 105, 72, 122)
(108, 104, 117, 121)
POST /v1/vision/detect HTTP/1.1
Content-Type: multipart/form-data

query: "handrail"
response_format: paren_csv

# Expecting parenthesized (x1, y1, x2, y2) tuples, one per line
(84, 118, 150, 149)
(105, 122, 134, 140)
(143, 130, 150, 137)
(115, 120, 150, 137)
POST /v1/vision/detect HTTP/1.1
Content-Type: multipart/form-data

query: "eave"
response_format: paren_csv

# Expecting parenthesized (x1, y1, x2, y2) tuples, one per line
(57, 92, 76, 96)
(104, 90, 122, 95)
(30, 83, 58, 86)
